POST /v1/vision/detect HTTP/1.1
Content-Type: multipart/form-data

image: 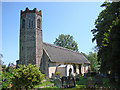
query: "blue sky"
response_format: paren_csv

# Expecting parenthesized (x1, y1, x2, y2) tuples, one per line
(2, 2, 104, 65)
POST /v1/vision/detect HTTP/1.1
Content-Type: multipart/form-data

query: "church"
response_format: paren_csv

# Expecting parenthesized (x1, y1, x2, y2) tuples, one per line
(16, 8, 90, 78)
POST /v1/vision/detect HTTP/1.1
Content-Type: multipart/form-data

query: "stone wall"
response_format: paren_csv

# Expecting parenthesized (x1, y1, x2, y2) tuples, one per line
(19, 8, 43, 66)
(40, 50, 49, 77)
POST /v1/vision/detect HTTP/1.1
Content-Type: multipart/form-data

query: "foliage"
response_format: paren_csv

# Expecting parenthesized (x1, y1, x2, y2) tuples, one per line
(11, 64, 45, 89)
(2, 71, 13, 89)
(82, 52, 100, 72)
(54, 34, 78, 52)
(2, 64, 15, 89)
(76, 76, 86, 85)
(91, 1, 120, 85)
(34, 80, 54, 88)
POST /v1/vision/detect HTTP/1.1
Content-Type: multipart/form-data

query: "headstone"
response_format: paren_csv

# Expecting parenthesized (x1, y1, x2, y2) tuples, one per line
(67, 76, 76, 88)
(61, 76, 68, 88)
(54, 78, 61, 88)
(56, 75, 60, 79)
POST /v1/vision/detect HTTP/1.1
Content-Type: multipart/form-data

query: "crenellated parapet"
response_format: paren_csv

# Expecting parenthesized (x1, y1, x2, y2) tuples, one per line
(21, 7, 42, 18)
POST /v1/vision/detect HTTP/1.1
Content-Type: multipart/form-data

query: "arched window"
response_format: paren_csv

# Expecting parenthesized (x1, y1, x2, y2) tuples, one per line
(22, 19, 25, 28)
(73, 64, 76, 73)
(29, 19, 31, 28)
(37, 19, 40, 28)
(29, 19, 34, 28)
(31, 20, 33, 28)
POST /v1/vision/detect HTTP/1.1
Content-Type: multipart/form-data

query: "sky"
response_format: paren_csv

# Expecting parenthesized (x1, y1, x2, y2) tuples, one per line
(1, 2, 104, 65)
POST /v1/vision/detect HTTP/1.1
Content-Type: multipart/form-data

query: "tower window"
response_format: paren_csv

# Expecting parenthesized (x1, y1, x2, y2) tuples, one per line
(37, 19, 40, 28)
(22, 19, 25, 28)
(22, 46, 23, 51)
(29, 19, 34, 28)
(31, 21, 33, 28)
(29, 19, 31, 28)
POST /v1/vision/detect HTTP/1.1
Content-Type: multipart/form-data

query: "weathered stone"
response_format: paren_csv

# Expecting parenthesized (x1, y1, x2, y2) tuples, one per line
(67, 76, 76, 88)
(61, 76, 68, 88)
(19, 8, 43, 67)
(54, 78, 61, 88)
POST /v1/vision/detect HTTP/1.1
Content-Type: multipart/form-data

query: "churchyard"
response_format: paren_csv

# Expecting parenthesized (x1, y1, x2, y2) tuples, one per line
(34, 72, 119, 89)
(1, 63, 119, 89)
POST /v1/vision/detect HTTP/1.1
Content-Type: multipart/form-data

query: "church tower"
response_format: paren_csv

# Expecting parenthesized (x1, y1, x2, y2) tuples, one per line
(19, 8, 43, 67)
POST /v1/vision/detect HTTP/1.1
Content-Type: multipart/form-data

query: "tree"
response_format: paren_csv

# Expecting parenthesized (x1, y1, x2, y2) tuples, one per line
(82, 52, 100, 72)
(11, 64, 45, 89)
(54, 34, 78, 52)
(91, 1, 120, 84)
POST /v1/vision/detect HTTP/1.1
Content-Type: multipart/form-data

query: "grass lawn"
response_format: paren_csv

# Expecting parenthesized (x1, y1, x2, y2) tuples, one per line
(34, 80, 54, 88)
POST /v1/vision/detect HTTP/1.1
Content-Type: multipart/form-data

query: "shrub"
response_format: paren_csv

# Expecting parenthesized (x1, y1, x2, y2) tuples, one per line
(11, 64, 45, 89)
(2, 71, 13, 89)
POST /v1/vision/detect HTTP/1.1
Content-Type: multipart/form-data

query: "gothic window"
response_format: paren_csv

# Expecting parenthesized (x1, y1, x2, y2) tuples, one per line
(73, 64, 76, 73)
(31, 20, 33, 28)
(29, 19, 34, 28)
(37, 19, 40, 28)
(29, 19, 31, 28)
(79, 65, 82, 75)
(22, 19, 25, 28)
(21, 46, 23, 52)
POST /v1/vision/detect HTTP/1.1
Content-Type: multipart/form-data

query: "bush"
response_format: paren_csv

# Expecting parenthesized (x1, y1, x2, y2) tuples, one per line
(2, 71, 13, 89)
(11, 64, 45, 89)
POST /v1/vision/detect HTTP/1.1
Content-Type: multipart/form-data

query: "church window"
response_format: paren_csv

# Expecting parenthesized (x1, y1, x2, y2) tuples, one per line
(73, 64, 76, 73)
(31, 20, 33, 28)
(22, 19, 25, 28)
(29, 19, 31, 28)
(21, 46, 23, 52)
(29, 19, 34, 28)
(37, 19, 40, 28)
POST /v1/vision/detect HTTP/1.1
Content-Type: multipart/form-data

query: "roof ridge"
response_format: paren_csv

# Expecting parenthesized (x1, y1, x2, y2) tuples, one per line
(43, 42, 81, 55)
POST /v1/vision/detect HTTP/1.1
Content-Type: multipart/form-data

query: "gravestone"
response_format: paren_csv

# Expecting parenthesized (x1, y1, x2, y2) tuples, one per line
(61, 76, 68, 88)
(54, 78, 61, 88)
(56, 75, 60, 79)
(67, 76, 76, 88)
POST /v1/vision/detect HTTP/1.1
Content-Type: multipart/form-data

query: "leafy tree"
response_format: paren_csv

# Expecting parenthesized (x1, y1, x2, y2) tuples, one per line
(91, 1, 120, 84)
(54, 34, 78, 52)
(11, 64, 45, 89)
(82, 52, 100, 72)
